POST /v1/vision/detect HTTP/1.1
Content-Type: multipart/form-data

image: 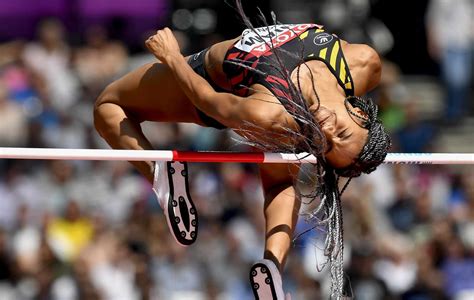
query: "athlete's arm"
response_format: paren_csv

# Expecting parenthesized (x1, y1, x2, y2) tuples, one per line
(145, 28, 284, 130)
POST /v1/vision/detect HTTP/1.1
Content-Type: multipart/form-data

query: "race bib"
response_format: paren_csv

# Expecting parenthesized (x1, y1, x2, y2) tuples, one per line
(234, 24, 320, 57)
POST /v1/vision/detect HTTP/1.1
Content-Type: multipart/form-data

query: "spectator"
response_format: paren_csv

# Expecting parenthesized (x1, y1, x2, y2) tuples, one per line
(426, 0, 474, 123)
(46, 201, 94, 262)
(82, 231, 139, 300)
(346, 247, 392, 300)
(441, 237, 474, 299)
(0, 227, 16, 298)
(22, 18, 80, 113)
(11, 204, 41, 275)
(74, 25, 128, 93)
(396, 100, 436, 153)
(0, 81, 28, 147)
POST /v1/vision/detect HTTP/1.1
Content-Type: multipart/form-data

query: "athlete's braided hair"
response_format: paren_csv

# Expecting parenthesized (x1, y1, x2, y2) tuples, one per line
(230, 1, 390, 298)
(335, 96, 392, 178)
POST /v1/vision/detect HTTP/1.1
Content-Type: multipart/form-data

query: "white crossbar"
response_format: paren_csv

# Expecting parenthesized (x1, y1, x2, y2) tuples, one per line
(0, 148, 473, 164)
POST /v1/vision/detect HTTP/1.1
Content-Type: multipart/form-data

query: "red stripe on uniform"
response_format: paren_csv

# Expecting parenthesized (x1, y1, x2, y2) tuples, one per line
(227, 52, 240, 60)
(230, 72, 245, 86)
(266, 75, 289, 88)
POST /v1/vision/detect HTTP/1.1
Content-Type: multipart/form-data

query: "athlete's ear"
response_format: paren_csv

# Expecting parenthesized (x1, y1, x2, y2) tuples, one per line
(348, 107, 369, 128)
(354, 107, 368, 119)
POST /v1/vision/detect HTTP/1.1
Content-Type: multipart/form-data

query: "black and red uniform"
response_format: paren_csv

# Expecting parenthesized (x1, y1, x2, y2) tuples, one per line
(188, 24, 355, 129)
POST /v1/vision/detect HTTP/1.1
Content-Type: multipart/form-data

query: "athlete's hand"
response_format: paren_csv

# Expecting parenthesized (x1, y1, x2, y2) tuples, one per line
(145, 28, 182, 63)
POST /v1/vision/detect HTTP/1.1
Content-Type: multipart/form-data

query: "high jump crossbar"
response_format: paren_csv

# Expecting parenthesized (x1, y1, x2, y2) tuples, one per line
(0, 148, 473, 164)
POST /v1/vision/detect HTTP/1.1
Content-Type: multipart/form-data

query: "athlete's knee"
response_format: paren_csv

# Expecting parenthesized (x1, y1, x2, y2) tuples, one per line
(95, 81, 119, 109)
(93, 103, 113, 140)
(93, 84, 122, 140)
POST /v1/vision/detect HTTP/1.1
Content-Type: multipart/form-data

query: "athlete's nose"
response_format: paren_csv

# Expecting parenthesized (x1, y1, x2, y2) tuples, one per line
(324, 134, 334, 153)
(321, 125, 336, 152)
(315, 107, 337, 151)
(320, 112, 337, 135)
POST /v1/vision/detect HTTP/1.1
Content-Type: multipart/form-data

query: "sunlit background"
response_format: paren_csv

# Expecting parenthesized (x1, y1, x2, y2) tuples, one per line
(0, 0, 473, 299)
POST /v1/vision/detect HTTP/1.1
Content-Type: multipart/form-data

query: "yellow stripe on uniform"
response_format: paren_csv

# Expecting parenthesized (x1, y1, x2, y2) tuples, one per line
(316, 28, 324, 33)
(319, 48, 327, 60)
(339, 59, 346, 83)
(345, 82, 352, 90)
(299, 31, 309, 40)
(330, 41, 340, 69)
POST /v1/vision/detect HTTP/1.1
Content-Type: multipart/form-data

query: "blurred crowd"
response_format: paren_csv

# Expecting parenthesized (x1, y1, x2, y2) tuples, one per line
(0, 0, 473, 299)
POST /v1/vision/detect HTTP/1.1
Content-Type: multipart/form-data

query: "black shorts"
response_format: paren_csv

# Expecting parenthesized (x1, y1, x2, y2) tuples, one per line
(187, 48, 227, 130)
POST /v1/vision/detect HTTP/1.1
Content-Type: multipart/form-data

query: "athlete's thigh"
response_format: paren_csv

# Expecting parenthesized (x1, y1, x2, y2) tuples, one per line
(258, 163, 299, 201)
(104, 62, 202, 123)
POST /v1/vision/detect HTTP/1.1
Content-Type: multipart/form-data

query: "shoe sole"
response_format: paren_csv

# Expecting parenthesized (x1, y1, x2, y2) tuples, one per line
(164, 161, 198, 246)
(250, 262, 280, 300)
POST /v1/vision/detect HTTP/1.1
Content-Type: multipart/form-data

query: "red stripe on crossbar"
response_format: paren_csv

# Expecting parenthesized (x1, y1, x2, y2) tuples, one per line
(172, 151, 265, 163)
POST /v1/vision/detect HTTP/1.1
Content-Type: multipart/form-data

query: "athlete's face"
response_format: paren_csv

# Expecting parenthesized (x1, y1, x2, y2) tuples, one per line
(312, 103, 368, 169)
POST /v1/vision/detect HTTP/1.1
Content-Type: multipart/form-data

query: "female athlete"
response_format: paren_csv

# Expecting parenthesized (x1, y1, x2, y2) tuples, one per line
(94, 6, 391, 299)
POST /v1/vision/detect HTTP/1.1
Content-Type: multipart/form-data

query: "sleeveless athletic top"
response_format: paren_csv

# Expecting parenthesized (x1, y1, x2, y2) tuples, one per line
(223, 24, 355, 107)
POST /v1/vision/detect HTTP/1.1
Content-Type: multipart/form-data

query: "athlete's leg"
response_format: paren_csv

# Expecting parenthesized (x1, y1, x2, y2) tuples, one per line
(259, 163, 300, 270)
(250, 163, 300, 299)
(263, 185, 300, 269)
(94, 62, 202, 246)
(94, 62, 204, 182)
(94, 101, 155, 181)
